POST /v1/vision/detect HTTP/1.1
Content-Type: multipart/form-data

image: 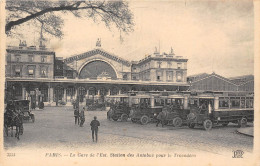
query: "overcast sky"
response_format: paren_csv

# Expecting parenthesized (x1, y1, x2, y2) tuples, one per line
(7, 1, 254, 78)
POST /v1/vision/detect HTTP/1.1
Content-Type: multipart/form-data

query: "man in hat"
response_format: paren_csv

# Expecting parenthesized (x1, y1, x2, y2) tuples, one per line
(74, 107, 80, 125)
(90, 116, 100, 142)
(79, 107, 85, 127)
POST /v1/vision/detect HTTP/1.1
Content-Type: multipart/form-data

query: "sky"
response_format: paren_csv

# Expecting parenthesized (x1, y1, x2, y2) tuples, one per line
(6, 0, 254, 78)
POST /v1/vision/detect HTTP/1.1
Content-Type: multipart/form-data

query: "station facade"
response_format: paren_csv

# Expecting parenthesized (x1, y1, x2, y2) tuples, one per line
(5, 41, 189, 106)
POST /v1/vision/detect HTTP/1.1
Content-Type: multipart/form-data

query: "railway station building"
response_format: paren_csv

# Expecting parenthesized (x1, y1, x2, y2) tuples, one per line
(5, 41, 189, 106)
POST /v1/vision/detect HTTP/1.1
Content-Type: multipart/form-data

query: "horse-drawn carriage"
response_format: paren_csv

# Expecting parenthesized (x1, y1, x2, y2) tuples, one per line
(4, 100, 32, 140)
(16, 100, 35, 122)
(106, 94, 131, 121)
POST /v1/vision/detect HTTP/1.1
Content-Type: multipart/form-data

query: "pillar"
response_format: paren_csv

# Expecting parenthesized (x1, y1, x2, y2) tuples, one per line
(97, 89, 100, 96)
(35, 88, 39, 106)
(63, 88, 67, 102)
(184, 95, 188, 109)
(75, 87, 78, 99)
(107, 89, 111, 96)
(118, 89, 122, 95)
(214, 96, 219, 110)
(49, 87, 54, 103)
(22, 87, 26, 100)
(86, 89, 89, 96)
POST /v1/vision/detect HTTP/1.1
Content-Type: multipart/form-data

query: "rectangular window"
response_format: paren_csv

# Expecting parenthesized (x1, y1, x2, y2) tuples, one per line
(176, 72, 182, 82)
(28, 69, 34, 77)
(15, 66, 21, 77)
(230, 97, 240, 108)
(167, 62, 172, 68)
(28, 55, 34, 62)
(219, 97, 229, 108)
(156, 71, 163, 81)
(177, 63, 182, 69)
(166, 71, 173, 81)
(157, 62, 162, 68)
(41, 56, 47, 62)
(15, 55, 21, 62)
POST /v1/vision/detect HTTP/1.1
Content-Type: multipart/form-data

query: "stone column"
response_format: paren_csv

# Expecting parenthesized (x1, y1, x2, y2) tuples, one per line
(118, 89, 122, 95)
(64, 88, 67, 102)
(49, 87, 54, 103)
(184, 95, 188, 109)
(107, 89, 111, 96)
(74, 87, 78, 101)
(22, 87, 26, 100)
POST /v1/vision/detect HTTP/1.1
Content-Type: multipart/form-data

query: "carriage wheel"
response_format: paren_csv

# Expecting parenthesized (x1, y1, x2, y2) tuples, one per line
(173, 117, 183, 127)
(239, 118, 247, 128)
(121, 114, 128, 122)
(203, 119, 213, 131)
(140, 115, 149, 125)
(188, 123, 195, 129)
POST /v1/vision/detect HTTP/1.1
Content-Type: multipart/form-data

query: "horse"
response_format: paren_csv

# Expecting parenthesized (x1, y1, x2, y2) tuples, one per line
(4, 112, 24, 140)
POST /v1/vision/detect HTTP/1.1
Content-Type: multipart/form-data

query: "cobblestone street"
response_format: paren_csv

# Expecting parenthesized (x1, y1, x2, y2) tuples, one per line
(4, 106, 253, 154)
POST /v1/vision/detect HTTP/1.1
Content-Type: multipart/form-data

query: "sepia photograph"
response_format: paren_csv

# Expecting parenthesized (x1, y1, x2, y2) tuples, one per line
(1, 0, 259, 165)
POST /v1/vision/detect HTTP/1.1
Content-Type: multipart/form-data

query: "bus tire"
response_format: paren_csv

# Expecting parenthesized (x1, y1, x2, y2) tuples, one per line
(140, 115, 149, 125)
(239, 117, 247, 128)
(121, 114, 128, 122)
(203, 119, 212, 131)
(173, 117, 182, 127)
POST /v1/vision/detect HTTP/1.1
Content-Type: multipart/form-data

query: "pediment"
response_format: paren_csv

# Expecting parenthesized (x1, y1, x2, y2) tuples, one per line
(64, 48, 131, 67)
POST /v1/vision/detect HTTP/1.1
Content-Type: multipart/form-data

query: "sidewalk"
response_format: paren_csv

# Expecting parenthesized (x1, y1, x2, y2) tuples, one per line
(237, 127, 254, 137)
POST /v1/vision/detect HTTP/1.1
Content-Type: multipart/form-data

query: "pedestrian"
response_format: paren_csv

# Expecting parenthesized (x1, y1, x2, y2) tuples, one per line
(90, 116, 100, 142)
(79, 107, 85, 127)
(74, 107, 79, 125)
(156, 110, 166, 127)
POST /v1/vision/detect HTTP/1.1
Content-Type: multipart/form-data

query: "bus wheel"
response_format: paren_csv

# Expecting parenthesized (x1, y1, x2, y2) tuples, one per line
(173, 117, 182, 127)
(203, 119, 212, 131)
(140, 115, 149, 125)
(121, 114, 128, 122)
(239, 118, 247, 128)
(112, 116, 118, 121)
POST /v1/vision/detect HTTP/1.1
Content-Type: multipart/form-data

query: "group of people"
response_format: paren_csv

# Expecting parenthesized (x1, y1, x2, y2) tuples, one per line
(74, 107, 100, 142)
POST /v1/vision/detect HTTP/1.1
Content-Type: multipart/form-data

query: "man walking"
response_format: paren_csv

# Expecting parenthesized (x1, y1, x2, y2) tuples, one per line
(90, 116, 100, 142)
(79, 107, 85, 127)
(74, 107, 79, 125)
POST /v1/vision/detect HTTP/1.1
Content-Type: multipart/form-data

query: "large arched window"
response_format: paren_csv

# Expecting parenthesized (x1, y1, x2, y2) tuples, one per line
(79, 60, 117, 79)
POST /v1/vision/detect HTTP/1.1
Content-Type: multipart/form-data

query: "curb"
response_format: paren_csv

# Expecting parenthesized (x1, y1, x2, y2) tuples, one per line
(236, 128, 254, 137)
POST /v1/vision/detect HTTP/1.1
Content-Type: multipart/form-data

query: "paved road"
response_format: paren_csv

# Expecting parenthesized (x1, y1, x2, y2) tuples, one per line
(4, 106, 253, 157)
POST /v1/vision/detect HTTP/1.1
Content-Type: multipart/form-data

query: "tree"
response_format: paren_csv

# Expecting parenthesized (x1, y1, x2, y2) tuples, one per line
(5, 0, 134, 39)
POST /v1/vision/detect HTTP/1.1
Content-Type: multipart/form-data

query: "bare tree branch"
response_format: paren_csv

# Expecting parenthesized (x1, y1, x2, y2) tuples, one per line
(6, 1, 134, 39)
